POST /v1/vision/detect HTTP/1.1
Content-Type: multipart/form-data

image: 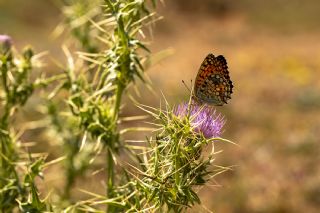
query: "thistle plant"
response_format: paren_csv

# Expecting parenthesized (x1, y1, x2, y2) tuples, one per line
(0, 36, 53, 212)
(0, 0, 234, 212)
(107, 100, 231, 212)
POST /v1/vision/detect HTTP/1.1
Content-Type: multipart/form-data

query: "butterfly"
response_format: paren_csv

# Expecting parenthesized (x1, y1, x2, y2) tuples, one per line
(193, 53, 233, 106)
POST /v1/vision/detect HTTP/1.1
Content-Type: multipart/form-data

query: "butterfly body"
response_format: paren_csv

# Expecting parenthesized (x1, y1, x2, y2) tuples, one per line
(193, 54, 233, 106)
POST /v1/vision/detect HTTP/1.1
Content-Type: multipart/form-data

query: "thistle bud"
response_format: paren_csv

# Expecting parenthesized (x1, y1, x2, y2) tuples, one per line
(0, 35, 12, 53)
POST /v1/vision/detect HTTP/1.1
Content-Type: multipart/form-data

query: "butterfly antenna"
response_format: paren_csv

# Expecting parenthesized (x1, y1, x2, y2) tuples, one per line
(182, 79, 195, 110)
(182, 80, 191, 93)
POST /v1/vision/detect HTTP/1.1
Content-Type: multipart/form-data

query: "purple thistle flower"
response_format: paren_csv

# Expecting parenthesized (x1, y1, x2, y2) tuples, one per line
(174, 102, 225, 139)
(0, 35, 12, 52)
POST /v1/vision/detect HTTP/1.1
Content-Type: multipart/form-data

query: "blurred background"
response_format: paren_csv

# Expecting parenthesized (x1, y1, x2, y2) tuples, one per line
(1, 0, 320, 212)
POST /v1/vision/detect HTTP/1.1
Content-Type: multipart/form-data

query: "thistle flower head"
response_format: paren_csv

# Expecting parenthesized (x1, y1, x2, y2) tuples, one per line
(174, 102, 225, 139)
(0, 35, 12, 52)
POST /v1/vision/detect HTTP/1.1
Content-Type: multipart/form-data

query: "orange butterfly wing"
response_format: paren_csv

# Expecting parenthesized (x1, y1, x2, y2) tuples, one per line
(194, 54, 233, 106)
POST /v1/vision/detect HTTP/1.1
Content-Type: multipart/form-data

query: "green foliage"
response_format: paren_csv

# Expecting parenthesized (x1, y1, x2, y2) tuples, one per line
(0, 41, 52, 212)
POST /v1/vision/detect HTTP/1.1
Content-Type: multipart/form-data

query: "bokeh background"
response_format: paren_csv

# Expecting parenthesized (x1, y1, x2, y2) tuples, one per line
(1, 0, 320, 212)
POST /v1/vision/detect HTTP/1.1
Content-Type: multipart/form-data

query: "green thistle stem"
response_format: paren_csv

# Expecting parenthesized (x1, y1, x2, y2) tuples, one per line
(113, 83, 124, 122)
(107, 83, 124, 212)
